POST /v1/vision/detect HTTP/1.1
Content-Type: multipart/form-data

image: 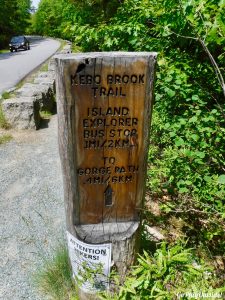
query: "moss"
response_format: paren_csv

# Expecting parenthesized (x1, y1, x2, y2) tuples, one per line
(0, 134, 12, 145)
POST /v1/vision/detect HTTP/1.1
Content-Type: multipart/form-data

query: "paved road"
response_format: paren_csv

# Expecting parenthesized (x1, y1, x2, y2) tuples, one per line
(0, 116, 65, 299)
(0, 36, 60, 94)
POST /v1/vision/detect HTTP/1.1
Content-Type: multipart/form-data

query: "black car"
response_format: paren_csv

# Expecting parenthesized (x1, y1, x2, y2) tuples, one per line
(9, 36, 30, 52)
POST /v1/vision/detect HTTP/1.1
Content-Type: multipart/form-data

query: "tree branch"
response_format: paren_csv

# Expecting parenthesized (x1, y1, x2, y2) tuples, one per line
(198, 37, 225, 97)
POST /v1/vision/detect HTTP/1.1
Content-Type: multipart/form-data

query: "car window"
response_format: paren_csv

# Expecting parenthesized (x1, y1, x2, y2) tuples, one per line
(11, 36, 24, 43)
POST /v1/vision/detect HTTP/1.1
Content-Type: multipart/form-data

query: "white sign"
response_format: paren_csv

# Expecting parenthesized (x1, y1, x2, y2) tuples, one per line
(66, 231, 112, 293)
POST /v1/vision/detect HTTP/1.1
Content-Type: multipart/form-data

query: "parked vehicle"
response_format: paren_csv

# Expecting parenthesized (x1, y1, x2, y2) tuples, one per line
(9, 36, 30, 52)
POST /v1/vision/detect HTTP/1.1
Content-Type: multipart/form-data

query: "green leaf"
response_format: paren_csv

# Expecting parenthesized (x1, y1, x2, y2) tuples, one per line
(165, 76, 173, 82)
(190, 134, 199, 141)
(175, 137, 185, 146)
(192, 95, 199, 101)
(179, 118, 186, 125)
(196, 151, 205, 158)
(185, 180, 192, 185)
(204, 175, 211, 182)
(169, 132, 176, 137)
(189, 116, 197, 123)
(218, 175, 225, 184)
(179, 187, 189, 193)
(175, 79, 182, 85)
(167, 89, 175, 97)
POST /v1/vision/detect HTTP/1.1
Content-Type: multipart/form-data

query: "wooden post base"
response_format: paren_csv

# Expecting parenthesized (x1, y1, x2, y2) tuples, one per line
(71, 221, 140, 299)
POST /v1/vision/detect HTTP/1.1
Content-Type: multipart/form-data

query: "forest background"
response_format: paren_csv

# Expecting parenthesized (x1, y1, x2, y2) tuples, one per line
(0, 0, 32, 48)
(1, 0, 225, 298)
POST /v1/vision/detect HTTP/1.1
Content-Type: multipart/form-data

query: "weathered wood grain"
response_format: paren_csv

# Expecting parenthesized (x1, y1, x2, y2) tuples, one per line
(55, 52, 157, 298)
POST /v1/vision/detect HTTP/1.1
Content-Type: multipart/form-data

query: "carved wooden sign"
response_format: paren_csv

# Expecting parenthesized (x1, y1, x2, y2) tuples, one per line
(55, 52, 157, 296)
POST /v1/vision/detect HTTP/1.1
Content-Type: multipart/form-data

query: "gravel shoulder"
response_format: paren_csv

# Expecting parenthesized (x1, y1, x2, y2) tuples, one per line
(0, 116, 65, 300)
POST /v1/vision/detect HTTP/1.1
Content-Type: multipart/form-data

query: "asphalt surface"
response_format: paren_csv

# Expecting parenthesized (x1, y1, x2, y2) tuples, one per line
(0, 116, 65, 299)
(0, 36, 60, 94)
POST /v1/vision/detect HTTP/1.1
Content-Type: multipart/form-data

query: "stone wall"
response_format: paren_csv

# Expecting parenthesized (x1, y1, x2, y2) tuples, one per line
(1, 42, 71, 130)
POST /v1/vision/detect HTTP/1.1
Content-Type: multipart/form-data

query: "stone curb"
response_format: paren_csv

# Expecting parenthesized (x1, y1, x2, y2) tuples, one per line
(1, 41, 71, 129)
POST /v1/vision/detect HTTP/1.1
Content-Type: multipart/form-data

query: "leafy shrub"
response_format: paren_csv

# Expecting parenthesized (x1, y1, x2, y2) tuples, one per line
(101, 242, 224, 300)
(0, 0, 31, 49)
(32, 0, 225, 293)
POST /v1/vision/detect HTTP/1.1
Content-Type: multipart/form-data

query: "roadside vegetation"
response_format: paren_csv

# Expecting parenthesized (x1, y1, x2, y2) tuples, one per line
(0, 0, 32, 49)
(35, 240, 225, 299)
(0, 134, 12, 145)
(1, 91, 11, 100)
(0, 101, 10, 129)
(31, 0, 225, 298)
(34, 246, 77, 300)
(40, 110, 54, 120)
(0, 100, 12, 145)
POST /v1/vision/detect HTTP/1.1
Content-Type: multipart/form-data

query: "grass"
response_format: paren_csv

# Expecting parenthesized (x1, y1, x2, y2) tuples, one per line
(59, 40, 68, 51)
(34, 246, 77, 300)
(39, 62, 49, 72)
(0, 134, 12, 145)
(34, 235, 224, 300)
(71, 44, 82, 53)
(0, 102, 11, 129)
(0, 49, 8, 54)
(1, 91, 11, 99)
(15, 70, 37, 89)
(40, 110, 54, 119)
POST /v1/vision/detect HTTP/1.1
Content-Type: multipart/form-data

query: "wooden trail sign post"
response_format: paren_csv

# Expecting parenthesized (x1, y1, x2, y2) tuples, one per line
(55, 52, 157, 298)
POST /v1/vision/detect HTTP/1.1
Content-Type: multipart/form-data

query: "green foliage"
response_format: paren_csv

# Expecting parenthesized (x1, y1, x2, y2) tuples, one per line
(0, 134, 12, 145)
(0, 0, 31, 48)
(76, 261, 107, 292)
(34, 243, 224, 300)
(68, 0, 225, 253)
(1, 92, 11, 99)
(31, 0, 78, 38)
(34, 246, 77, 300)
(40, 110, 54, 119)
(101, 242, 224, 299)
(32, 0, 225, 295)
(31, 0, 122, 38)
(0, 102, 10, 129)
(149, 56, 225, 201)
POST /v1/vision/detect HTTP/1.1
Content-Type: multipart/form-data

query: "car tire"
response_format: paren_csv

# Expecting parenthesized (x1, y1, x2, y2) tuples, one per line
(15, 49, 18, 52)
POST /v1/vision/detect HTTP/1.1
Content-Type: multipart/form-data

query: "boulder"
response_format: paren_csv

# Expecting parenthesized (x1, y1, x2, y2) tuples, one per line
(48, 58, 57, 72)
(33, 77, 55, 92)
(61, 45, 72, 54)
(2, 97, 41, 130)
(2, 50, 60, 130)
(37, 71, 49, 78)
(37, 71, 55, 81)
(15, 83, 43, 99)
(15, 83, 55, 112)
